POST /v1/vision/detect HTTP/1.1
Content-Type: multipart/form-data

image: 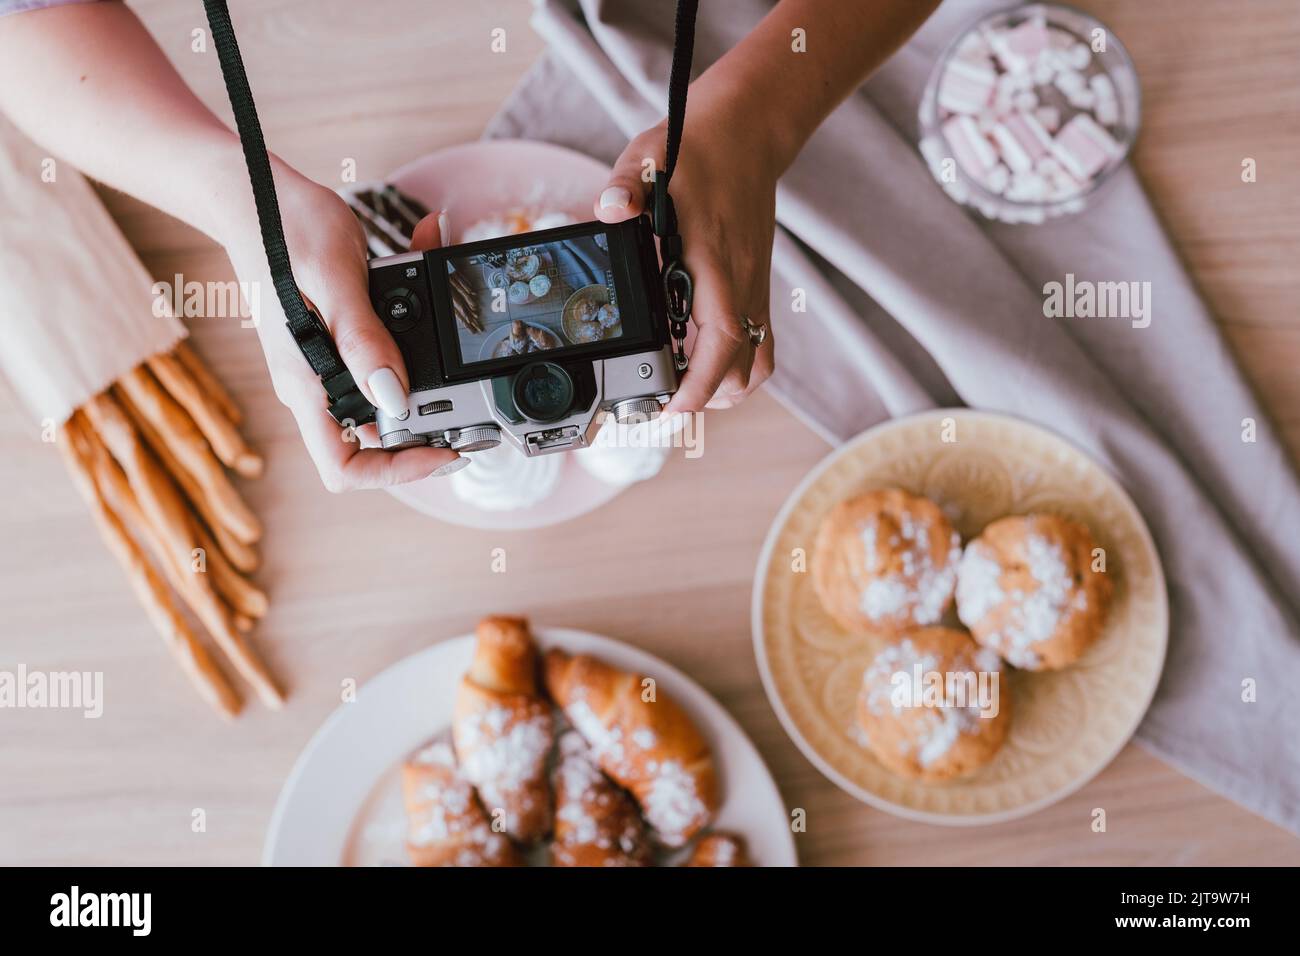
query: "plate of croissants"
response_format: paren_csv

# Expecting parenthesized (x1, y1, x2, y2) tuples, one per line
(481, 320, 564, 361)
(265, 616, 795, 866)
(753, 409, 1167, 825)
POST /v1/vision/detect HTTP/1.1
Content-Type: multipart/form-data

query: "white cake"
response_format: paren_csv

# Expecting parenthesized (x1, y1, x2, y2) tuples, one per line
(575, 417, 672, 485)
(449, 441, 561, 511)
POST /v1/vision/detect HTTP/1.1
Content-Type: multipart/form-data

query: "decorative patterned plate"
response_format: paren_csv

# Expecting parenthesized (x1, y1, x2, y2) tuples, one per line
(752, 409, 1168, 825)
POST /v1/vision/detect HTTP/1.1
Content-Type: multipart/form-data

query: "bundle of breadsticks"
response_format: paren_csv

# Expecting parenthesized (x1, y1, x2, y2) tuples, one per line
(1, 115, 279, 720)
(57, 342, 278, 719)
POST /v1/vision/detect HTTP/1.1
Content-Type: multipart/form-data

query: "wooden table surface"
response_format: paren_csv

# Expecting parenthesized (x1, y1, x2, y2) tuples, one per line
(1, 0, 1297, 866)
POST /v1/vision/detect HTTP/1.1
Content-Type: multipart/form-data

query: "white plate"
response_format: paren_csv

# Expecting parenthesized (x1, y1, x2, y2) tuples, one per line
(383, 140, 629, 529)
(264, 627, 797, 866)
(476, 319, 562, 361)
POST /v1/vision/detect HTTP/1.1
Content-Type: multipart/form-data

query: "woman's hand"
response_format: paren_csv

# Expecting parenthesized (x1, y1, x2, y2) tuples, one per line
(591, 0, 945, 414)
(220, 171, 461, 492)
(594, 109, 778, 413)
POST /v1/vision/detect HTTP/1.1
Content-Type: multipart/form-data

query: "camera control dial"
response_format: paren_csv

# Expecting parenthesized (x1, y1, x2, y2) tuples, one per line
(612, 398, 662, 426)
(449, 425, 502, 453)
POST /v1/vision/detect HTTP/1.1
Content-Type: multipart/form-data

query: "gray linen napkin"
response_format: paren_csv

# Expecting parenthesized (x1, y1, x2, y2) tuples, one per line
(484, 0, 1300, 833)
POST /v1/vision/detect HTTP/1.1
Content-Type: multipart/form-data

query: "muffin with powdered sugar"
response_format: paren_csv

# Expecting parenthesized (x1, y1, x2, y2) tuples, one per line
(955, 513, 1112, 670)
(856, 627, 1011, 782)
(812, 488, 963, 634)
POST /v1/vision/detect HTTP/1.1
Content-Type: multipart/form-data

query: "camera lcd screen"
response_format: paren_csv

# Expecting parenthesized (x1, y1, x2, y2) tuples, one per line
(445, 232, 624, 369)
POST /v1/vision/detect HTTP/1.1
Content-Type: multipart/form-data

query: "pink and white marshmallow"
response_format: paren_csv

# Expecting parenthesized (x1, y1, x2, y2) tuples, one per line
(1052, 113, 1123, 180)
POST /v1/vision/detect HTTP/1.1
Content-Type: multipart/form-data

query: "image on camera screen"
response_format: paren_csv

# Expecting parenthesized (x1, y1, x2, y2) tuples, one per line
(445, 232, 622, 367)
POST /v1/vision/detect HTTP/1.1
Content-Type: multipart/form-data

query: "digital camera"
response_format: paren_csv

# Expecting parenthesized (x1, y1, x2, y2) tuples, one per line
(368, 216, 678, 457)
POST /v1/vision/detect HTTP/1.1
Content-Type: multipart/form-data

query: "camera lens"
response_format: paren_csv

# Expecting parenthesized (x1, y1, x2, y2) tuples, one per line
(511, 362, 575, 423)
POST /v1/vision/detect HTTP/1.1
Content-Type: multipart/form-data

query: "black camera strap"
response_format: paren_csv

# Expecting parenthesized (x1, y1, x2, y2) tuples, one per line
(202, 0, 374, 425)
(202, 0, 698, 421)
(654, 0, 698, 371)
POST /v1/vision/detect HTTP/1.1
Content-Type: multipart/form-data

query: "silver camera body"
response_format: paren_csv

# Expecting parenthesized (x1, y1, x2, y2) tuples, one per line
(375, 341, 678, 457)
(368, 218, 678, 458)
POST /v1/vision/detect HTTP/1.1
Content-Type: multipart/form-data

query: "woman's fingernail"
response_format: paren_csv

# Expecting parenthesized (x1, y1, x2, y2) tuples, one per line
(599, 186, 631, 209)
(436, 209, 451, 244)
(430, 456, 471, 478)
(367, 367, 408, 418)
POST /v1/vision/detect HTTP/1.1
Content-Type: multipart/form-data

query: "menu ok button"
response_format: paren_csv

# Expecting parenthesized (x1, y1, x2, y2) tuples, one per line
(382, 287, 420, 333)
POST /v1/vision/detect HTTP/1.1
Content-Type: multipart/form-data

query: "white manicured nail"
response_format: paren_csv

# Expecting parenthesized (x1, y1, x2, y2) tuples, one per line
(436, 209, 451, 244)
(430, 456, 470, 478)
(367, 367, 408, 418)
(599, 186, 631, 209)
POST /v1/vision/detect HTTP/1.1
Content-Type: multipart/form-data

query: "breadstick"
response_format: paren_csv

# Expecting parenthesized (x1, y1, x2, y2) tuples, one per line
(174, 339, 242, 425)
(195, 521, 269, 619)
(77, 412, 267, 622)
(81, 411, 271, 686)
(147, 351, 263, 479)
(73, 408, 240, 632)
(113, 384, 259, 574)
(75, 411, 190, 584)
(205, 514, 259, 575)
(83, 396, 190, 565)
(83, 393, 284, 708)
(60, 417, 242, 719)
(117, 366, 261, 545)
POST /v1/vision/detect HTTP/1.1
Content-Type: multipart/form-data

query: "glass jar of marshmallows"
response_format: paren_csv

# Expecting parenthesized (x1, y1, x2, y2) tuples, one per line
(918, 3, 1141, 224)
